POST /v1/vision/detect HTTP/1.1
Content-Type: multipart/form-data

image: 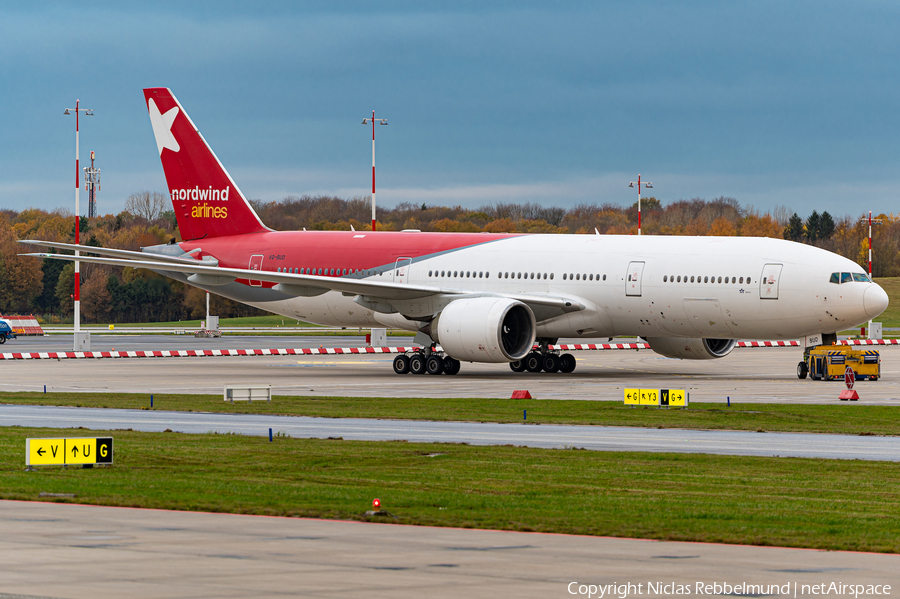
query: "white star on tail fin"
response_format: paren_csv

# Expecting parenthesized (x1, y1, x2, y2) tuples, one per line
(148, 98, 180, 155)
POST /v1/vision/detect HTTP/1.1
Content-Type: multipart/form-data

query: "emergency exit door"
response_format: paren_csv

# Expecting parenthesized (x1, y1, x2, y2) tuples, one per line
(760, 263, 783, 299)
(626, 261, 645, 297)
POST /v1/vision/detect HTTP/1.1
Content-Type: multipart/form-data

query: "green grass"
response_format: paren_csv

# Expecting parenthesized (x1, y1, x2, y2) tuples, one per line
(3, 392, 899, 435)
(2, 427, 898, 552)
(874, 277, 900, 327)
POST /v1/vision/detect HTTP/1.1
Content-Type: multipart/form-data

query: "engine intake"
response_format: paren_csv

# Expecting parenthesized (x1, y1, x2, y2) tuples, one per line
(646, 337, 736, 360)
(433, 297, 536, 363)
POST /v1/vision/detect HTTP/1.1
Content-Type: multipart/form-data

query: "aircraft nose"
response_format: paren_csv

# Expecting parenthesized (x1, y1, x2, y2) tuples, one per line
(864, 284, 889, 318)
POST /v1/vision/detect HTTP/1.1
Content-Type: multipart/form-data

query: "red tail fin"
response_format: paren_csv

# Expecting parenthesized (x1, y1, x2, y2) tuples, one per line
(143, 88, 270, 240)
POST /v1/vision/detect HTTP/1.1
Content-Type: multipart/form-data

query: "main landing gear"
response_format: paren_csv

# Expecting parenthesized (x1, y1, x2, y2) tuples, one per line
(393, 352, 461, 376)
(509, 343, 576, 374)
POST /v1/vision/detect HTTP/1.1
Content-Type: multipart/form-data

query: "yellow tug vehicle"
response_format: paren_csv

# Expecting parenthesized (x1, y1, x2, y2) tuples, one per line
(799, 345, 880, 381)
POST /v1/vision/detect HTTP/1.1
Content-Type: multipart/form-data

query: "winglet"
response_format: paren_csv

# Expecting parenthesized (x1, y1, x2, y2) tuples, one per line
(143, 88, 270, 240)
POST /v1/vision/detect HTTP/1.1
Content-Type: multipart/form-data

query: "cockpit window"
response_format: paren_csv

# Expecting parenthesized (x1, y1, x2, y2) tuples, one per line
(831, 272, 871, 283)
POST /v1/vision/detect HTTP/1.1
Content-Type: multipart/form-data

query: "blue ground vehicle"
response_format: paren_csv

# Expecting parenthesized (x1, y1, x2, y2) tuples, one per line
(0, 321, 17, 344)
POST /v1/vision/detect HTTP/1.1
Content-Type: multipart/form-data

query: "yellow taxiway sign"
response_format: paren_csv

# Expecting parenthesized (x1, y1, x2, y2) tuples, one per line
(26, 437, 113, 466)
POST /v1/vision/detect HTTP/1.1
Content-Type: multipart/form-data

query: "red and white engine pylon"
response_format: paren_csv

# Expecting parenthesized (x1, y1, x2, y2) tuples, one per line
(628, 174, 653, 235)
(362, 111, 388, 231)
(64, 100, 93, 339)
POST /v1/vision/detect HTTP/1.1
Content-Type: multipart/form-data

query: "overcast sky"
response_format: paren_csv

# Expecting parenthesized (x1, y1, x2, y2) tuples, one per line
(2, 0, 899, 219)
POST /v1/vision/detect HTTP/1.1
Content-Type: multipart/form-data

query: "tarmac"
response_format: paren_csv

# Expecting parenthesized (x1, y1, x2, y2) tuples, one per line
(2, 500, 898, 599)
(2, 335, 900, 404)
(3, 335, 899, 595)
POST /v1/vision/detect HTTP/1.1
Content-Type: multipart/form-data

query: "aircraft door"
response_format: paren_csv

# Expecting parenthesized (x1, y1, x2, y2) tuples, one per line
(626, 261, 645, 297)
(394, 257, 412, 284)
(248, 254, 264, 287)
(760, 263, 783, 299)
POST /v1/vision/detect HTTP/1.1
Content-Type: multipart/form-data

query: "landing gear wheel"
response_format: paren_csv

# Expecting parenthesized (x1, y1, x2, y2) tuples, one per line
(797, 361, 808, 379)
(443, 357, 461, 375)
(559, 353, 576, 374)
(509, 360, 526, 373)
(542, 353, 560, 373)
(0, 336, 5, 345)
(525, 352, 543, 373)
(426, 355, 445, 375)
(392, 355, 410, 374)
(409, 353, 427, 375)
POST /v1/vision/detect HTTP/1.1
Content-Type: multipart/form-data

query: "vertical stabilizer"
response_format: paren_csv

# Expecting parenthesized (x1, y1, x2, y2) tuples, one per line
(143, 88, 270, 240)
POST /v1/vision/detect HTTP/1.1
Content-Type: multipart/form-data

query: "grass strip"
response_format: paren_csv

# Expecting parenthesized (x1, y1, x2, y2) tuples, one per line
(1, 427, 898, 553)
(2, 392, 899, 435)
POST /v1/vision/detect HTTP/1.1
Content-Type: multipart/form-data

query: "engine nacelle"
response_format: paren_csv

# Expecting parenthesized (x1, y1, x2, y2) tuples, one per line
(433, 297, 536, 363)
(646, 337, 737, 360)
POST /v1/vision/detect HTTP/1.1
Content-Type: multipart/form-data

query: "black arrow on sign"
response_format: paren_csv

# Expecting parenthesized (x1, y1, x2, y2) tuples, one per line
(71, 446, 79, 457)
(36, 447, 45, 457)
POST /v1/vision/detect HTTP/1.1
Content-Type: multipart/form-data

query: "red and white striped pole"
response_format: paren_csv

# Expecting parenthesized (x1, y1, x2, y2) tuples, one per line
(628, 174, 653, 236)
(371, 111, 376, 231)
(362, 111, 388, 231)
(74, 100, 80, 332)
(64, 100, 93, 336)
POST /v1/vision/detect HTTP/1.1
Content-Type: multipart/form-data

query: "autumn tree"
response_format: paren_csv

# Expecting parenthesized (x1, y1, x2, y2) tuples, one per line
(124, 191, 169, 221)
(0, 216, 43, 313)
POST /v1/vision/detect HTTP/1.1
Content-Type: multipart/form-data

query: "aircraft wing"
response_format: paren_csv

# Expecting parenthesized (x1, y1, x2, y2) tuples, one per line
(18, 240, 216, 266)
(20, 249, 586, 315)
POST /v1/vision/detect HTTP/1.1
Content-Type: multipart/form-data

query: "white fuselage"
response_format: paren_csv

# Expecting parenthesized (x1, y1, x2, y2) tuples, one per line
(233, 234, 883, 341)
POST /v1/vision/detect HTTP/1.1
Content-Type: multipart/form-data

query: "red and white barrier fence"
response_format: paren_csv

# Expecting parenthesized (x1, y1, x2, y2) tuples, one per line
(3, 338, 898, 361)
(0, 346, 420, 361)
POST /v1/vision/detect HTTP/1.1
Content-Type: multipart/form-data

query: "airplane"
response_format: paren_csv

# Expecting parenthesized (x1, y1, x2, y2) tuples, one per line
(21, 87, 889, 378)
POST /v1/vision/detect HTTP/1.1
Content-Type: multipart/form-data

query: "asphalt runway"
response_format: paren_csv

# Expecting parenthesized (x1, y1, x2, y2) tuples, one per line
(3, 404, 899, 461)
(3, 336, 900, 404)
(2, 501, 898, 599)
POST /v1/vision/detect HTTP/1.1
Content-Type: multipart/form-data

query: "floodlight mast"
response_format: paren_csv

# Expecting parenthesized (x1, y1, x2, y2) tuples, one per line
(361, 111, 388, 231)
(64, 100, 93, 338)
(628, 174, 653, 235)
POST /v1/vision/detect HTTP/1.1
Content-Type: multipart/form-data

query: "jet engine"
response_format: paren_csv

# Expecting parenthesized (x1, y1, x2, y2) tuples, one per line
(431, 297, 536, 363)
(646, 337, 737, 360)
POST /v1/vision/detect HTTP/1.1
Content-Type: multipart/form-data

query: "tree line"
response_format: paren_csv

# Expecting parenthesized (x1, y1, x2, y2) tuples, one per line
(1, 191, 896, 323)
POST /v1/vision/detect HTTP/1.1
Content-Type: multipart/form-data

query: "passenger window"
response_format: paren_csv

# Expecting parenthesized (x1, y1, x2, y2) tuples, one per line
(677, 276, 681, 282)
(563, 274, 568, 280)
(690, 276, 694, 283)
(663, 275, 668, 282)
(550, 273, 555, 280)
(841, 272, 852, 283)
(602, 274, 606, 281)
(576, 274, 580, 280)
